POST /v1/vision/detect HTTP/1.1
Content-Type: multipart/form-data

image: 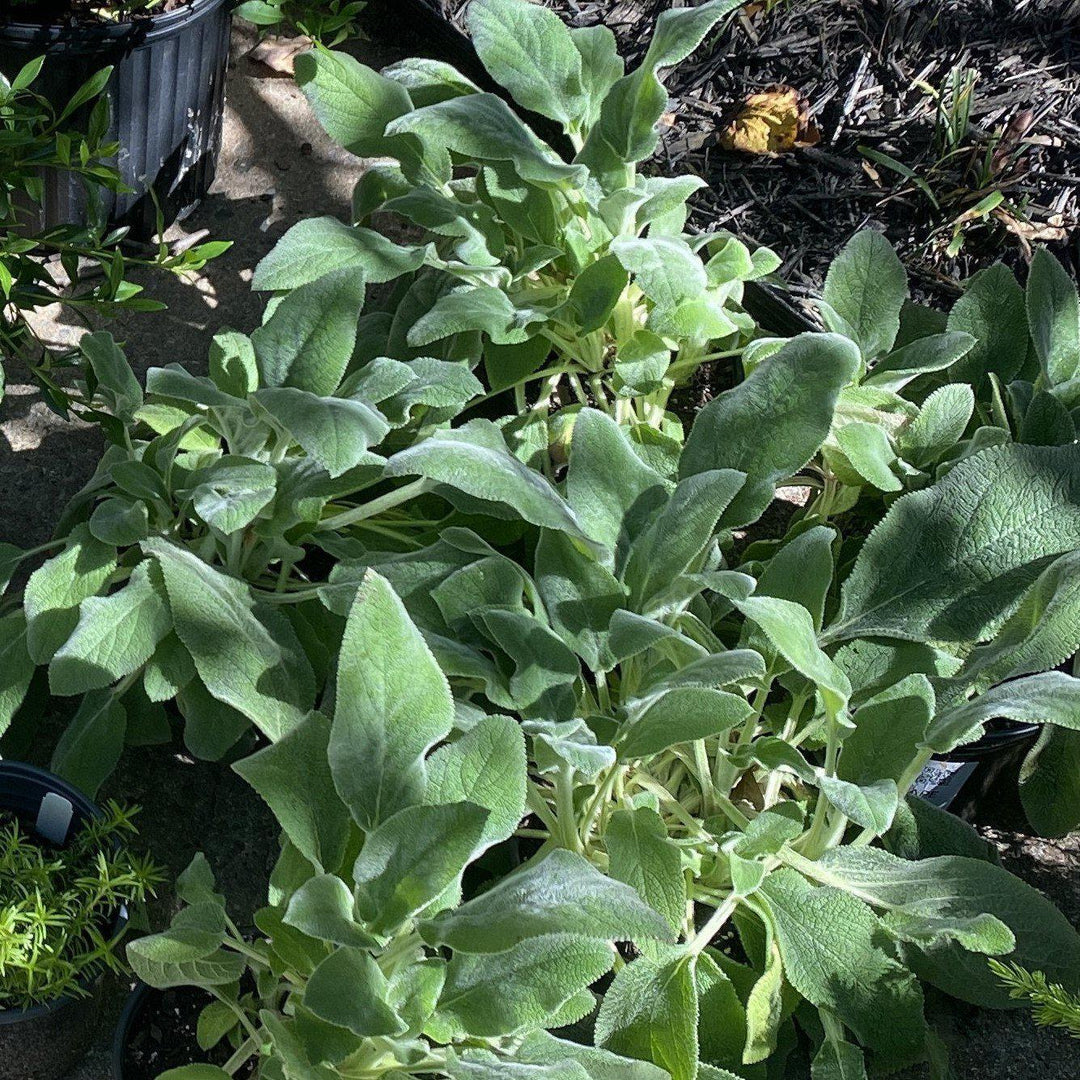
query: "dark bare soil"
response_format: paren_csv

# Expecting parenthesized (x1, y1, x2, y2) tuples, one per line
(119, 985, 256, 1080)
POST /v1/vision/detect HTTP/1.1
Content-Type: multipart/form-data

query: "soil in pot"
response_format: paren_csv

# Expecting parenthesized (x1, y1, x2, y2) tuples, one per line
(120, 985, 257, 1080)
(2, 0, 193, 24)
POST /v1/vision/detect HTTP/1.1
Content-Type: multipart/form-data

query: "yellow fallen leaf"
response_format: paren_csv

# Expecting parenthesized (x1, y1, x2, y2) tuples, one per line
(720, 85, 820, 155)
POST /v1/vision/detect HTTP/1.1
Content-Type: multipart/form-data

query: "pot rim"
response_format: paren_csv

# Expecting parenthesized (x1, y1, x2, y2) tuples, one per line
(111, 980, 149, 1080)
(0, 761, 128, 1026)
(0, 0, 232, 42)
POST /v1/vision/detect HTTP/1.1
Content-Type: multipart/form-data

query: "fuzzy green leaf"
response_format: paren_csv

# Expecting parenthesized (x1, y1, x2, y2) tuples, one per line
(421, 848, 673, 952)
(681, 334, 860, 526)
(252, 269, 366, 396)
(827, 444, 1080, 645)
(234, 710, 351, 875)
(330, 570, 453, 829)
(822, 231, 907, 359)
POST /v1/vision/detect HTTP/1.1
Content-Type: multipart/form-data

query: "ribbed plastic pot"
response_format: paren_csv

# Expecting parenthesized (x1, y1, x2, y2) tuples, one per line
(0, 762, 127, 1080)
(0, 0, 232, 239)
(111, 980, 149, 1080)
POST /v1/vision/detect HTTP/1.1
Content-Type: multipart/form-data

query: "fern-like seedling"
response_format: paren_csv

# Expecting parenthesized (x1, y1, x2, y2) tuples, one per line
(0, 801, 163, 1010)
(990, 959, 1080, 1038)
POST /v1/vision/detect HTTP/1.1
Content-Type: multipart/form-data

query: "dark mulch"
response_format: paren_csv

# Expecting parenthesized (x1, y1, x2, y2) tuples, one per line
(430, 0, 1080, 304)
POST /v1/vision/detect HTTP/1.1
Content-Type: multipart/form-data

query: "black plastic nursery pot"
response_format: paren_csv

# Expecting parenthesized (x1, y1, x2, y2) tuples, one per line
(915, 722, 1041, 813)
(0, 0, 233, 239)
(0, 761, 128, 1080)
(113, 979, 260, 1079)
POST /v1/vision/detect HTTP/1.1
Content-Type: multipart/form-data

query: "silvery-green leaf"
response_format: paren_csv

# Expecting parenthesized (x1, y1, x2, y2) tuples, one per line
(1019, 389, 1076, 446)
(434, 933, 612, 1039)
(208, 330, 258, 397)
(812, 1037, 867, 1080)
(254, 388, 389, 479)
(535, 530, 625, 671)
(569, 25, 624, 132)
(1027, 247, 1080, 387)
(811, 847, 1080, 1006)
(648, 649, 766, 693)
(89, 497, 149, 547)
(50, 690, 126, 798)
(1020, 726, 1080, 838)
(816, 775, 898, 835)
(446, 1052, 588, 1080)
(681, 334, 860, 527)
(81, 331, 142, 420)
(189, 456, 277, 534)
(234, 710, 350, 875)
(426, 714, 527, 854)
(352, 802, 489, 934)
(382, 57, 481, 108)
(839, 674, 934, 786)
(0, 613, 34, 738)
(304, 946, 406, 1037)
(622, 469, 746, 610)
(468, 0, 586, 128)
(578, 0, 743, 178)
(822, 231, 907, 359)
(254, 217, 428, 291)
(827, 444, 1080, 645)
(526, 718, 616, 780)
(613, 330, 670, 398)
(695, 950, 750, 1072)
(386, 421, 591, 543)
(760, 869, 927, 1063)
(127, 903, 243, 990)
(595, 949, 698, 1080)
(406, 285, 531, 348)
(49, 560, 171, 696)
(610, 236, 706, 314)
(294, 49, 438, 180)
(421, 848, 672, 952)
(473, 607, 579, 719)
(946, 264, 1027, 387)
(834, 421, 902, 492)
(565, 255, 629, 335)
(924, 670, 1080, 753)
(863, 331, 975, 392)
(566, 408, 670, 560)
(899, 384, 975, 469)
(518, 1031, 669, 1080)
(330, 570, 453, 829)
(618, 687, 752, 760)
(283, 874, 378, 949)
(24, 524, 116, 664)
(607, 807, 685, 933)
(734, 596, 851, 721)
(148, 539, 312, 740)
(387, 93, 585, 188)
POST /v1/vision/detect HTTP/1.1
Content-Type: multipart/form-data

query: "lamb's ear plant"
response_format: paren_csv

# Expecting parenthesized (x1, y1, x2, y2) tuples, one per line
(0, 801, 161, 1009)
(0, 307, 611, 794)
(255, 0, 773, 471)
(0, 57, 227, 410)
(343, 361, 1080, 1077)
(785, 231, 1080, 519)
(128, 571, 674, 1080)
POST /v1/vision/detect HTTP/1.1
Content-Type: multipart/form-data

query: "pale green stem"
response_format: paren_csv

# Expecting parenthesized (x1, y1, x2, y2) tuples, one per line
(314, 479, 433, 533)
